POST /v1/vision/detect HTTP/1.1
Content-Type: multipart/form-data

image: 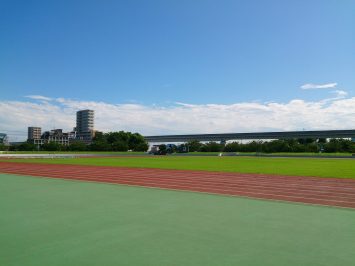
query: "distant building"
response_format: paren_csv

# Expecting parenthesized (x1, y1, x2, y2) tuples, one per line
(76, 109, 95, 143)
(28, 127, 42, 141)
(41, 129, 71, 145)
(0, 133, 9, 145)
(26, 109, 95, 146)
(76, 109, 94, 133)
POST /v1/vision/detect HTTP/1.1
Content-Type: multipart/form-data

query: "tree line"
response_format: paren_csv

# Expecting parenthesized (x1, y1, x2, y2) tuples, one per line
(4, 134, 355, 153)
(7, 131, 149, 152)
(182, 138, 355, 153)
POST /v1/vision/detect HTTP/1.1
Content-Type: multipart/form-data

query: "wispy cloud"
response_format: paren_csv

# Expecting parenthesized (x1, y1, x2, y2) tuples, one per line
(25, 95, 53, 101)
(300, 83, 338, 90)
(1, 94, 355, 141)
(332, 90, 348, 98)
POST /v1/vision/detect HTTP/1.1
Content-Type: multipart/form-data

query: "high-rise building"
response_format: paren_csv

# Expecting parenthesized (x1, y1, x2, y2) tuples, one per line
(76, 110, 95, 143)
(76, 110, 94, 133)
(28, 127, 42, 140)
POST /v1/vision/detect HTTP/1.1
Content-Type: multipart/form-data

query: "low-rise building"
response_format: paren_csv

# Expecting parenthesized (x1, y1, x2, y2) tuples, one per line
(41, 129, 72, 145)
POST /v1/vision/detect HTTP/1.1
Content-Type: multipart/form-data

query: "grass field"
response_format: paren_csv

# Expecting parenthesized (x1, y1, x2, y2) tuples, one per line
(2, 156, 355, 178)
(1, 173, 355, 266)
(191, 152, 354, 157)
(1, 151, 353, 157)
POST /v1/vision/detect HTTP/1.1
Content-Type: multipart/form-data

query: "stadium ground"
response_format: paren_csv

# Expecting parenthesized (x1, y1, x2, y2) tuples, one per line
(1, 156, 354, 265)
(1, 173, 355, 266)
(1, 162, 355, 208)
(1, 156, 354, 178)
(1, 151, 353, 157)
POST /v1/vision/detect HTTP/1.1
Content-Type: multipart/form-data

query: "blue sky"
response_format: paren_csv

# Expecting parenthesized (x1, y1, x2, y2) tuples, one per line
(0, 1, 354, 140)
(1, 0, 354, 104)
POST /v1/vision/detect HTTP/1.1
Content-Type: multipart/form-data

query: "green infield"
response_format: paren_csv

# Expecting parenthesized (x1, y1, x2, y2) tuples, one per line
(2, 156, 355, 178)
(0, 173, 354, 266)
(1, 151, 353, 158)
(189, 152, 354, 157)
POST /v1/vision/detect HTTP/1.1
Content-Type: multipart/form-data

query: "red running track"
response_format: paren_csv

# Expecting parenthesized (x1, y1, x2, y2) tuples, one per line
(1, 161, 355, 208)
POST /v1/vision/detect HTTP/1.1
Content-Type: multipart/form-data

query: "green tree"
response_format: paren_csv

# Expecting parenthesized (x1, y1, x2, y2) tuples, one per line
(17, 142, 37, 151)
(187, 140, 202, 152)
(93, 131, 106, 142)
(304, 143, 318, 153)
(107, 131, 129, 144)
(128, 133, 148, 151)
(90, 141, 111, 151)
(199, 142, 223, 152)
(298, 138, 315, 145)
(0, 143, 8, 151)
(133, 142, 149, 152)
(69, 141, 87, 151)
(42, 142, 62, 151)
(263, 140, 291, 153)
(177, 144, 189, 153)
(158, 144, 167, 155)
(224, 142, 240, 152)
(112, 141, 129, 151)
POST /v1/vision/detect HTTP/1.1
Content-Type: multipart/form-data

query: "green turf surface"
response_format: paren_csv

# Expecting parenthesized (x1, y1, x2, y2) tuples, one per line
(189, 151, 354, 157)
(2, 151, 353, 157)
(2, 156, 355, 178)
(0, 174, 354, 266)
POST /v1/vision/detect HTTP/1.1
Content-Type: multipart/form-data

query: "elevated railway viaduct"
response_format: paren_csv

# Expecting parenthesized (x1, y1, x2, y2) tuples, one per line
(144, 129, 355, 143)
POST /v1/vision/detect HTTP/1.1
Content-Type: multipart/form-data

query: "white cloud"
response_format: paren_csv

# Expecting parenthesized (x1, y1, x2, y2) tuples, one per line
(300, 83, 337, 90)
(1, 94, 355, 141)
(25, 95, 53, 101)
(332, 90, 348, 98)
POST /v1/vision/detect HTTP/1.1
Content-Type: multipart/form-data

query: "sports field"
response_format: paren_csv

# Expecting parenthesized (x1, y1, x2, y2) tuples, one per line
(1, 156, 354, 178)
(1, 156, 355, 265)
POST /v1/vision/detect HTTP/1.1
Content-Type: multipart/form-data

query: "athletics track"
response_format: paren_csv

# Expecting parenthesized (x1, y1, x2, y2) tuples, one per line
(1, 161, 355, 208)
